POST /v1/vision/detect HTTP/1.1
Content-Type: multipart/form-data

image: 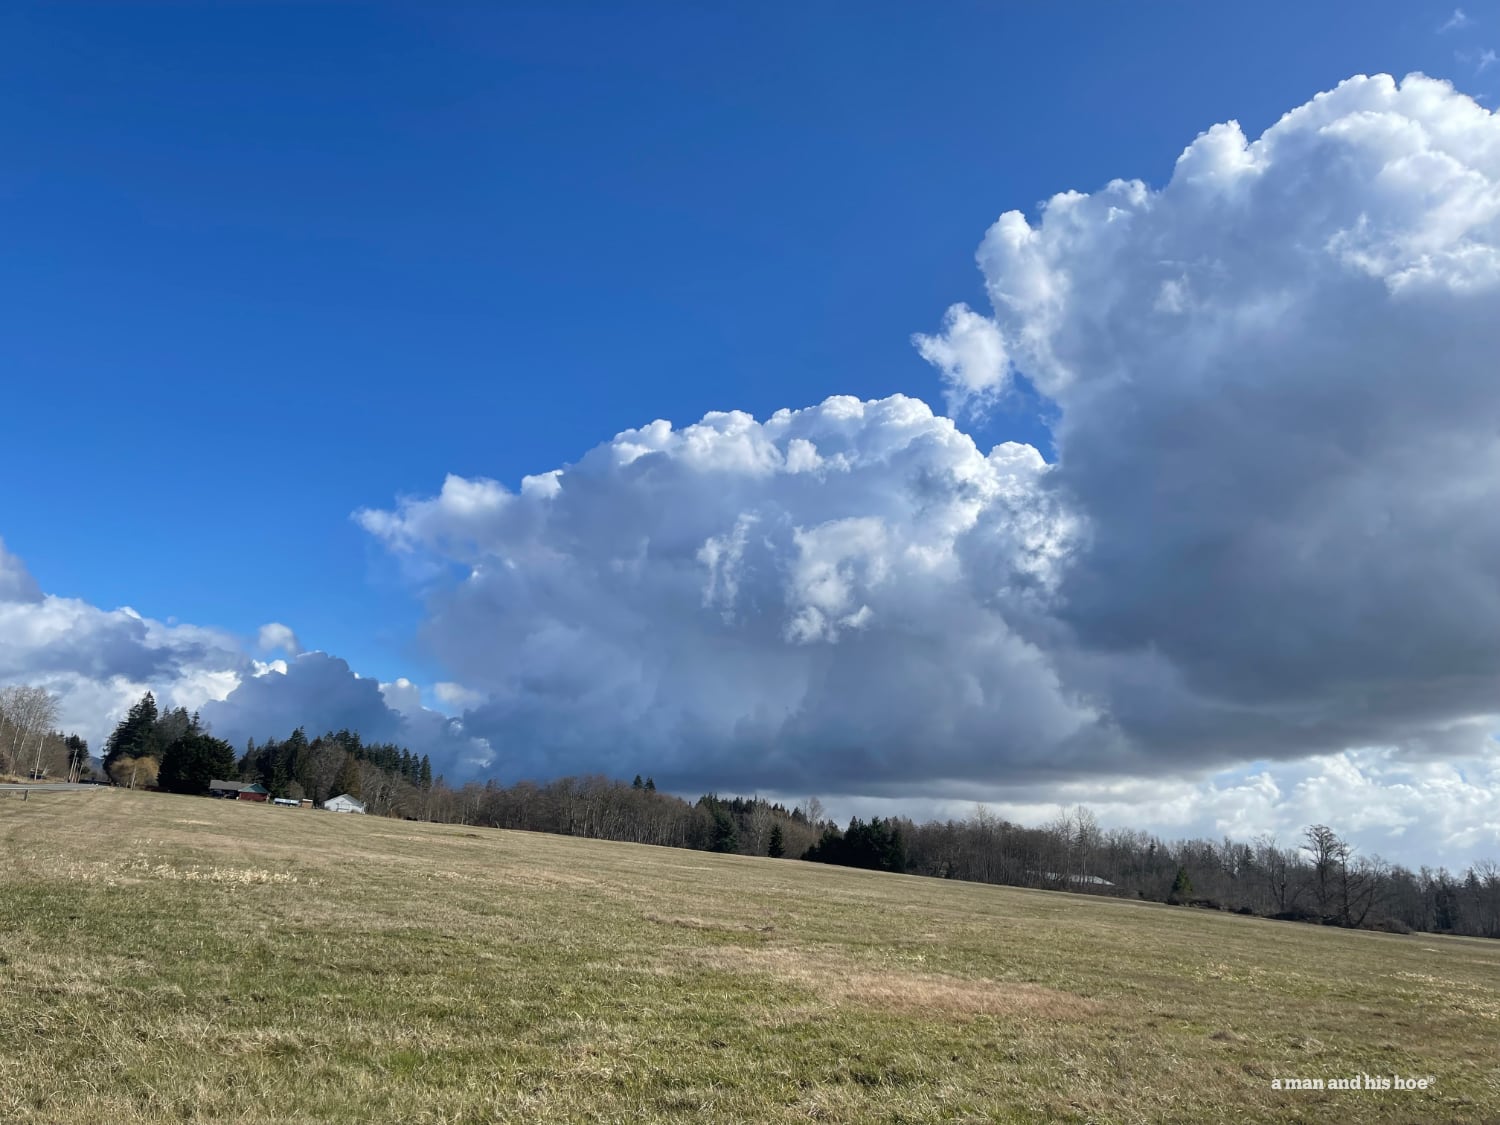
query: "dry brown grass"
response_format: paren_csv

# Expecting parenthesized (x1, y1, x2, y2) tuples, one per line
(686, 943, 1105, 1019)
(2, 788, 1498, 1123)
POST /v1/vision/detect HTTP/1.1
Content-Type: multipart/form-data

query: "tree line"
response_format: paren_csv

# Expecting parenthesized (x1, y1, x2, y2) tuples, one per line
(426, 778, 1500, 938)
(98, 691, 434, 811)
(8, 684, 1500, 940)
(897, 805, 1500, 939)
(0, 685, 88, 782)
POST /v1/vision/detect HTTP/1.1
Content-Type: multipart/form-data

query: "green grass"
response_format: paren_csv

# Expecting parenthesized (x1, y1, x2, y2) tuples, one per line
(2, 790, 1497, 1123)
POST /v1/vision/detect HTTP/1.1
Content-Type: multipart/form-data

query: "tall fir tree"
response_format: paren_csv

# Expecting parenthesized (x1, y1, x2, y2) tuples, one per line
(767, 823, 785, 858)
(708, 806, 738, 853)
(1169, 866, 1193, 905)
(103, 692, 160, 770)
(158, 732, 237, 796)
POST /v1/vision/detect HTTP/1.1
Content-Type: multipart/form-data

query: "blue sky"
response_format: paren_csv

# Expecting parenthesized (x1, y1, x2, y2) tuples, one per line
(4, 0, 1493, 684)
(5, 3, 1500, 864)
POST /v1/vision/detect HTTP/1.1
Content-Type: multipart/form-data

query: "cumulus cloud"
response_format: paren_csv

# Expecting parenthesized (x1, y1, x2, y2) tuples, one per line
(911, 303, 1011, 415)
(256, 622, 302, 656)
(0, 538, 43, 604)
(0, 561, 250, 743)
(359, 396, 1088, 792)
(0, 543, 488, 778)
(359, 74, 1500, 865)
(433, 681, 485, 710)
(945, 73, 1500, 767)
(199, 654, 491, 772)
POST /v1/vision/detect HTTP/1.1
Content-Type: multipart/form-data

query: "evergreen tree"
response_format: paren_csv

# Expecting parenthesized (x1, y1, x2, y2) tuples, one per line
(802, 824, 843, 863)
(632, 774, 644, 790)
(644, 777, 656, 792)
(419, 755, 432, 790)
(154, 706, 193, 748)
(104, 692, 160, 770)
(708, 806, 738, 853)
(158, 732, 237, 796)
(767, 823, 785, 858)
(1169, 866, 1193, 905)
(800, 817, 907, 873)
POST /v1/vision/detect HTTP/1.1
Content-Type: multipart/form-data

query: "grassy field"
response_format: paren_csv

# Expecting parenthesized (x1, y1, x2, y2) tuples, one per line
(1, 790, 1497, 1123)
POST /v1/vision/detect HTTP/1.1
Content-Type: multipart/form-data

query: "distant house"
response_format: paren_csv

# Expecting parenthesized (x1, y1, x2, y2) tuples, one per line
(324, 793, 366, 814)
(208, 779, 270, 802)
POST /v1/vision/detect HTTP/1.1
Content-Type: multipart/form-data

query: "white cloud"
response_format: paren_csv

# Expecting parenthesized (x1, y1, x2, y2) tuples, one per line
(0, 564, 250, 744)
(827, 745, 1500, 868)
(256, 622, 302, 656)
(359, 395, 1089, 791)
(358, 74, 1500, 867)
(0, 543, 488, 777)
(948, 74, 1500, 767)
(1439, 8, 1472, 33)
(379, 677, 423, 715)
(433, 681, 485, 710)
(200, 654, 492, 773)
(0, 538, 42, 604)
(912, 303, 1011, 415)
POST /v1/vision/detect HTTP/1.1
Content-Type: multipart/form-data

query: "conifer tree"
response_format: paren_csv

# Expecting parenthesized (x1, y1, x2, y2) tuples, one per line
(1169, 866, 1193, 905)
(158, 731, 236, 796)
(708, 806, 738, 853)
(767, 823, 785, 858)
(104, 692, 160, 771)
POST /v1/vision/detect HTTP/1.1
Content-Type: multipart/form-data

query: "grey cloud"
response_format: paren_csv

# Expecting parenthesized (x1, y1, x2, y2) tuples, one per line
(953, 73, 1500, 764)
(199, 652, 493, 775)
(366, 74, 1500, 803)
(0, 539, 43, 604)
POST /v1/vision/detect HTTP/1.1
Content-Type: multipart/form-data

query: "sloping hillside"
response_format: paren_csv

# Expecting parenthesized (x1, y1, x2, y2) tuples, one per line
(1, 789, 1496, 1123)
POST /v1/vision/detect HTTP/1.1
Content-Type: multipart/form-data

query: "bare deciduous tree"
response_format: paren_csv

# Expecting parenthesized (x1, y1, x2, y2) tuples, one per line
(0, 685, 60, 778)
(107, 755, 159, 789)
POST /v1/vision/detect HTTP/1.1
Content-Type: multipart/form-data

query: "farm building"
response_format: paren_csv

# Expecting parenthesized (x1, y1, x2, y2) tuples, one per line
(208, 780, 270, 802)
(324, 793, 365, 814)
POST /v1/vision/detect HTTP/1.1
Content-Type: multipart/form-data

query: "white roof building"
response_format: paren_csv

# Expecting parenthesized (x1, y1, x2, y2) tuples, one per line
(324, 793, 366, 814)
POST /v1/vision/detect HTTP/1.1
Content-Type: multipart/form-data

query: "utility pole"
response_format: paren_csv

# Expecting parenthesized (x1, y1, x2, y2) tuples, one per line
(30, 728, 45, 781)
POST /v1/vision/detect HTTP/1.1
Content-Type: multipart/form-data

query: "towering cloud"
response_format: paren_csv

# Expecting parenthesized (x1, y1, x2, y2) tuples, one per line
(362, 74, 1500, 827)
(360, 397, 1087, 792)
(923, 72, 1500, 766)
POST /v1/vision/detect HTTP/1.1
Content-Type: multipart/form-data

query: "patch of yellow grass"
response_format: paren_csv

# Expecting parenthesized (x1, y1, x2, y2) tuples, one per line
(686, 943, 1105, 1019)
